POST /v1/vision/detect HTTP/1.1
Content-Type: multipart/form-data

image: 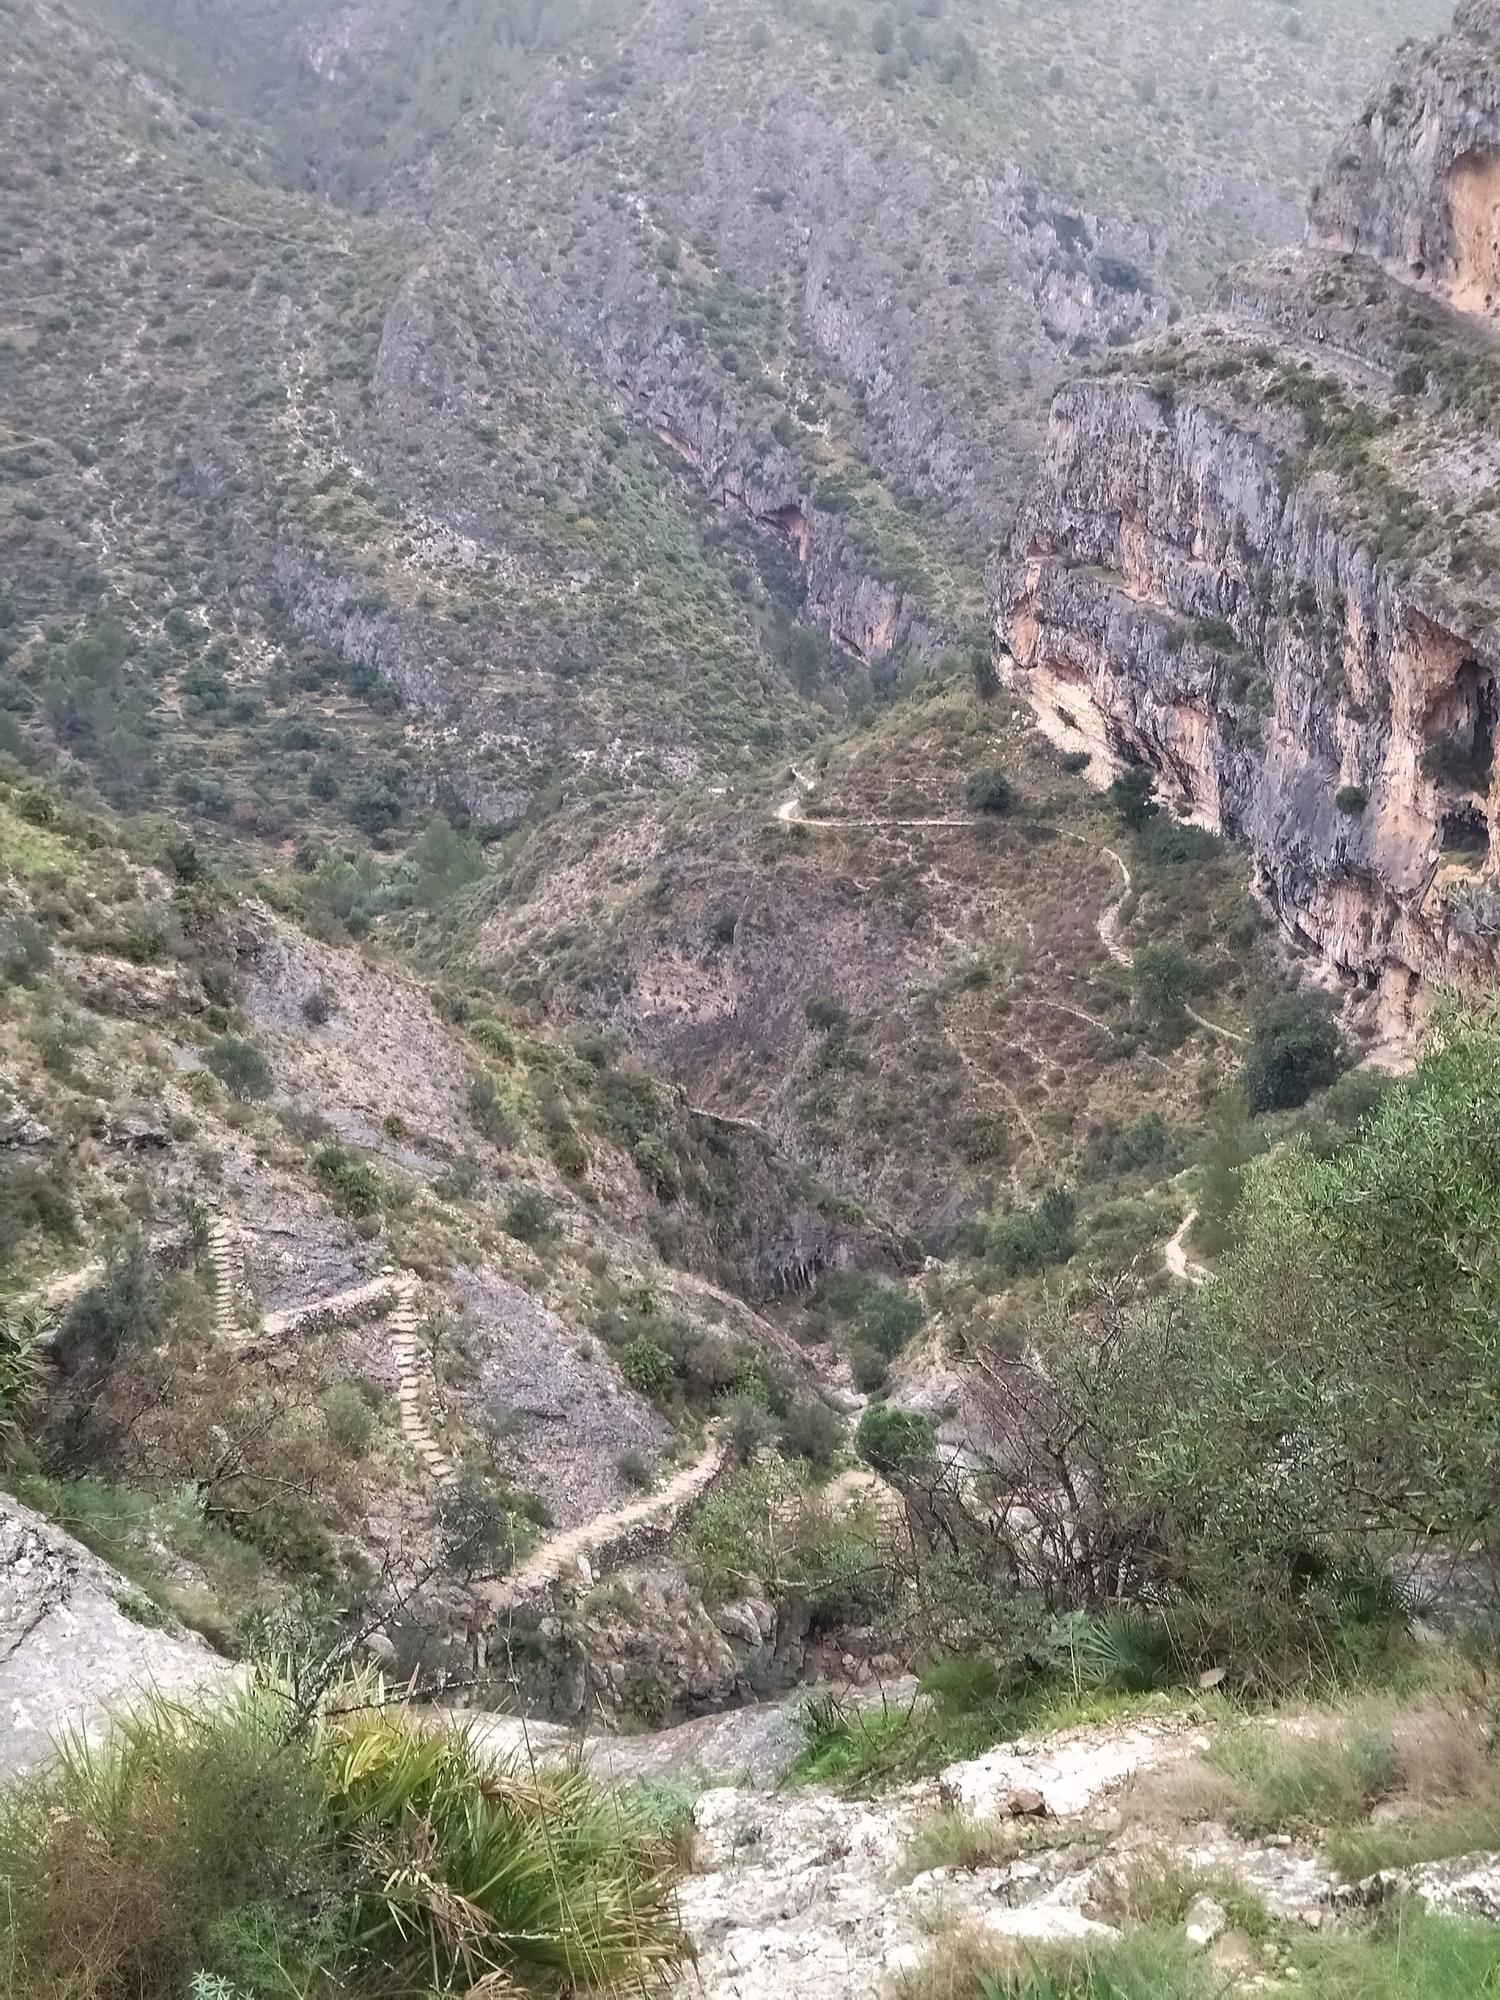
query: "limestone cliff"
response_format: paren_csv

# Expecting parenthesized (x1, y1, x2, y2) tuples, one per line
(994, 2, 1500, 1032)
(1310, 0, 1500, 314)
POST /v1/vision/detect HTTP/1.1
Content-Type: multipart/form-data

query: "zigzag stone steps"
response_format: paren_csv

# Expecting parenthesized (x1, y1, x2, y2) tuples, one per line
(387, 1278, 458, 1493)
(206, 1217, 241, 1339)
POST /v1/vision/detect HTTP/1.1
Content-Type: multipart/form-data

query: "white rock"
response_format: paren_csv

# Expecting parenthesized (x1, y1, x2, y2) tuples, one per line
(1184, 1893, 1228, 1949)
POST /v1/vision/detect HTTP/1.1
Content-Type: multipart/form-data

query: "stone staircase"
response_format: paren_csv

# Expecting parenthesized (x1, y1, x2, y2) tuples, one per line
(206, 1216, 241, 1339)
(387, 1277, 458, 1494)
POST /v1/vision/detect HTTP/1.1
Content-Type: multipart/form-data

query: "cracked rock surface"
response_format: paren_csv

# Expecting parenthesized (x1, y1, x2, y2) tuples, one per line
(0, 1495, 232, 1782)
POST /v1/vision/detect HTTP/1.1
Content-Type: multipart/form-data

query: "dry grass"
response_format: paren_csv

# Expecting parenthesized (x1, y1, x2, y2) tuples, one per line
(1087, 1846, 1271, 1938)
(904, 1808, 1033, 1878)
(1120, 1687, 1500, 1877)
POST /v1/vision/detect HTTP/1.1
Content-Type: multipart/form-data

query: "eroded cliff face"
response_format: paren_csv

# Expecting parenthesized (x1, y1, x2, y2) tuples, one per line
(995, 1, 1500, 1033)
(1310, 0, 1500, 313)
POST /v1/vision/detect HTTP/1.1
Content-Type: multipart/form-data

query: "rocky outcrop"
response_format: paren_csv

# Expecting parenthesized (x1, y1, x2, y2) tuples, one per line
(1310, 0, 1500, 313)
(0, 1495, 232, 1781)
(994, 3, 1500, 1034)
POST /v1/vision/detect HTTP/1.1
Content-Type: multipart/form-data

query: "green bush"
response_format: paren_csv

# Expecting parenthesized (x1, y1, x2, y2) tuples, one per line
(313, 1144, 383, 1217)
(986, 1187, 1077, 1279)
(620, 1336, 677, 1399)
(503, 1187, 556, 1244)
(965, 767, 1014, 814)
(0, 914, 52, 988)
(320, 1382, 375, 1458)
(1242, 993, 1345, 1112)
(855, 1402, 936, 1480)
(1105, 765, 1158, 829)
(778, 1397, 843, 1472)
(205, 1036, 274, 1102)
(1335, 783, 1369, 814)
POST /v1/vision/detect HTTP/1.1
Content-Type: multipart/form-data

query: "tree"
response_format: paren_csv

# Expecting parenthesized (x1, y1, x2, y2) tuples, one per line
(206, 1035, 274, 1101)
(1105, 765, 1158, 830)
(408, 816, 486, 910)
(856, 1402, 936, 1480)
(965, 767, 1014, 814)
(1132, 943, 1209, 1043)
(1241, 993, 1344, 1112)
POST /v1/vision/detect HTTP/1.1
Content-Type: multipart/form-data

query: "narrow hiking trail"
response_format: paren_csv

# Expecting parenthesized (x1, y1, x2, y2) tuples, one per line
(781, 779, 1247, 1044)
(259, 1261, 727, 1599)
(1163, 1205, 1210, 1287)
(776, 769, 985, 833)
(250, 1265, 461, 1492)
(480, 1423, 727, 1614)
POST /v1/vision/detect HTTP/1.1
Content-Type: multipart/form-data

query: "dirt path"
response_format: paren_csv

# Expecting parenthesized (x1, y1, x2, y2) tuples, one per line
(480, 1424, 727, 1613)
(775, 771, 984, 834)
(1163, 1205, 1209, 1287)
(1095, 843, 1133, 967)
(1078, 839, 1247, 1043)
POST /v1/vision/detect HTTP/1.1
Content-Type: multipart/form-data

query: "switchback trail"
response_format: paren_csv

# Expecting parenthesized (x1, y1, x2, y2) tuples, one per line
(480, 1423, 727, 1614)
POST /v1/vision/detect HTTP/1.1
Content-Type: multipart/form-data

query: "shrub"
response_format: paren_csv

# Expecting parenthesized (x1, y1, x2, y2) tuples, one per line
(1105, 765, 1158, 829)
(620, 1336, 677, 1399)
(0, 1672, 687, 1998)
(0, 1157, 76, 1271)
(205, 1036, 273, 1102)
(1132, 943, 1209, 1041)
(320, 1382, 375, 1457)
(856, 1402, 936, 1480)
(805, 994, 850, 1034)
(1242, 993, 1345, 1112)
(503, 1187, 556, 1244)
(985, 1187, 1077, 1279)
(721, 1391, 777, 1460)
(778, 1397, 843, 1472)
(301, 985, 333, 1026)
(467, 1072, 517, 1146)
(965, 767, 1014, 814)
(1335, 783, 1369, 814)
(617, 1448, 655, 1489)
(849, 1343, 890, 1393)
(51, 1232, 158, 1384)
(0, 914, 52, 988)
(312, 1144, 383, 1217)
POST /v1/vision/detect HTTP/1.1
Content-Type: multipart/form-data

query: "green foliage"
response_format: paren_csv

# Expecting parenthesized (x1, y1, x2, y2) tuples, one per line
(312, 1144, 383, 1216)
(51, 1232, 159, 1386)
(777, 1396, 844, 1473)
(1105, 766, 1158, 830)
(1291, 1900, 1500, 1999)
(0, 913, 52, 987)
(1335, 783, 1368, 814)
(805, 993, 851, 1034)
(965, 766, 1014, 814)
(1131, 944, 1208, 1042)
(1241, 992, 1345, 1112)
(985, 1187, 1077, 1279)
(0, 1156, 76, 1272)
(0, 1308, 45, 1457)
(855, 1402, 936, 1480)
(973, 1930, 1213, 1999)
(0, 1672, 687, 1999)
(405, 814, 486, 910)
(502, 1186, 556, 1244)
(319, 1382, 375, 1458)
(205, 1036, 274, 1102)
(619, 1335, 677, 1398)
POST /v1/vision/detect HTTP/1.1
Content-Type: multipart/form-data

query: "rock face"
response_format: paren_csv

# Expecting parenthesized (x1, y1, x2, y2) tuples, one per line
(994, 2, 1500, 1034)
(1310, 0, 1500, 314)
(0, 1496, 232, 1781)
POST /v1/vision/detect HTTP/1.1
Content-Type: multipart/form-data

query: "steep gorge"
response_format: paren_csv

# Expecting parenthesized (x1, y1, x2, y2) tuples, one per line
(994, 0, 1500, 1035)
